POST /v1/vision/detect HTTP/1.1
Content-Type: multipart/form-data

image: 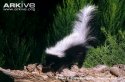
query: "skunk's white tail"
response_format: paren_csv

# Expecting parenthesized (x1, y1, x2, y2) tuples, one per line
(73, 5, 96, 34)
(45, 5, 96, 57)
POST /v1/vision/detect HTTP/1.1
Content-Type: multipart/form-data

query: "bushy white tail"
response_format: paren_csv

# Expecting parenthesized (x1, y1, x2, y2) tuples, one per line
(73, 5, 96, 34)
(45, 5, 96, 58)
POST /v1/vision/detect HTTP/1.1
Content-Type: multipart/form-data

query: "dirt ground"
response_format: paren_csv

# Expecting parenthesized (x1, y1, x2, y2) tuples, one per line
(1, 64, 125, 82)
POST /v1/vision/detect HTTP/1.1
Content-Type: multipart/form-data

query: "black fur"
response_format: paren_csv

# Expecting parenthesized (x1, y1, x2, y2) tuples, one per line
(43, 45, 88, 72)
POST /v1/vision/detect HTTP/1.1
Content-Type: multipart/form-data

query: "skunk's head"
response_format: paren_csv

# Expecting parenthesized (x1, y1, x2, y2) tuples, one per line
(44, 47, 66, 71)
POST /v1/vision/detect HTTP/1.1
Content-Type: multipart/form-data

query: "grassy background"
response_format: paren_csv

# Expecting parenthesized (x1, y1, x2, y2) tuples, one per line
(0, 0, 125, 81)
(83, 0, 125, 67)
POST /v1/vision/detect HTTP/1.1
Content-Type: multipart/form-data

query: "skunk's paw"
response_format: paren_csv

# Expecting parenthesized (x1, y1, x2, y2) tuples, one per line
(45, 48, 65, 58)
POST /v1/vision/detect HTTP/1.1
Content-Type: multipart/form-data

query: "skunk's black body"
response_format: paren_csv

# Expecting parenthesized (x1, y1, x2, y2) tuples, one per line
(44, 45, 88, 71)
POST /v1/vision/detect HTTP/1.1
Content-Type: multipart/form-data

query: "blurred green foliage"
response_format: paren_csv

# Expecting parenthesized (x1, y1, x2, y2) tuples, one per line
(0, 31, 5, 67)
(0, 0, 45, 69)
(84, 29, 125, 67)
(83, 0, 125, 67)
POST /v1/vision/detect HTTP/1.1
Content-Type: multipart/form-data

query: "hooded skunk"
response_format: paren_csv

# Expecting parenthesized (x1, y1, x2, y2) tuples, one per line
(44, 5, 96, 71)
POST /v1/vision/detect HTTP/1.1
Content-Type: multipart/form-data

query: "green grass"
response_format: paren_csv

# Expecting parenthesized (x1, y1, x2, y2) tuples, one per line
(98, 0, 125, 34)
(84, 29, 125, 67)
(83, 0, 125, 67)
(0, 0, 42, 69)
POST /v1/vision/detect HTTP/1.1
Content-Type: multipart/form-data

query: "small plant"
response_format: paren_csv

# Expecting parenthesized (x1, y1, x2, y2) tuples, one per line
(2, 34, 33, 69)
(83, 29, 125, 67)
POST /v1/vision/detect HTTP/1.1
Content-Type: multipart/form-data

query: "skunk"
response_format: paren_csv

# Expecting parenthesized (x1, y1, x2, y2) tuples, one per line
(44, 5, 96, 71)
